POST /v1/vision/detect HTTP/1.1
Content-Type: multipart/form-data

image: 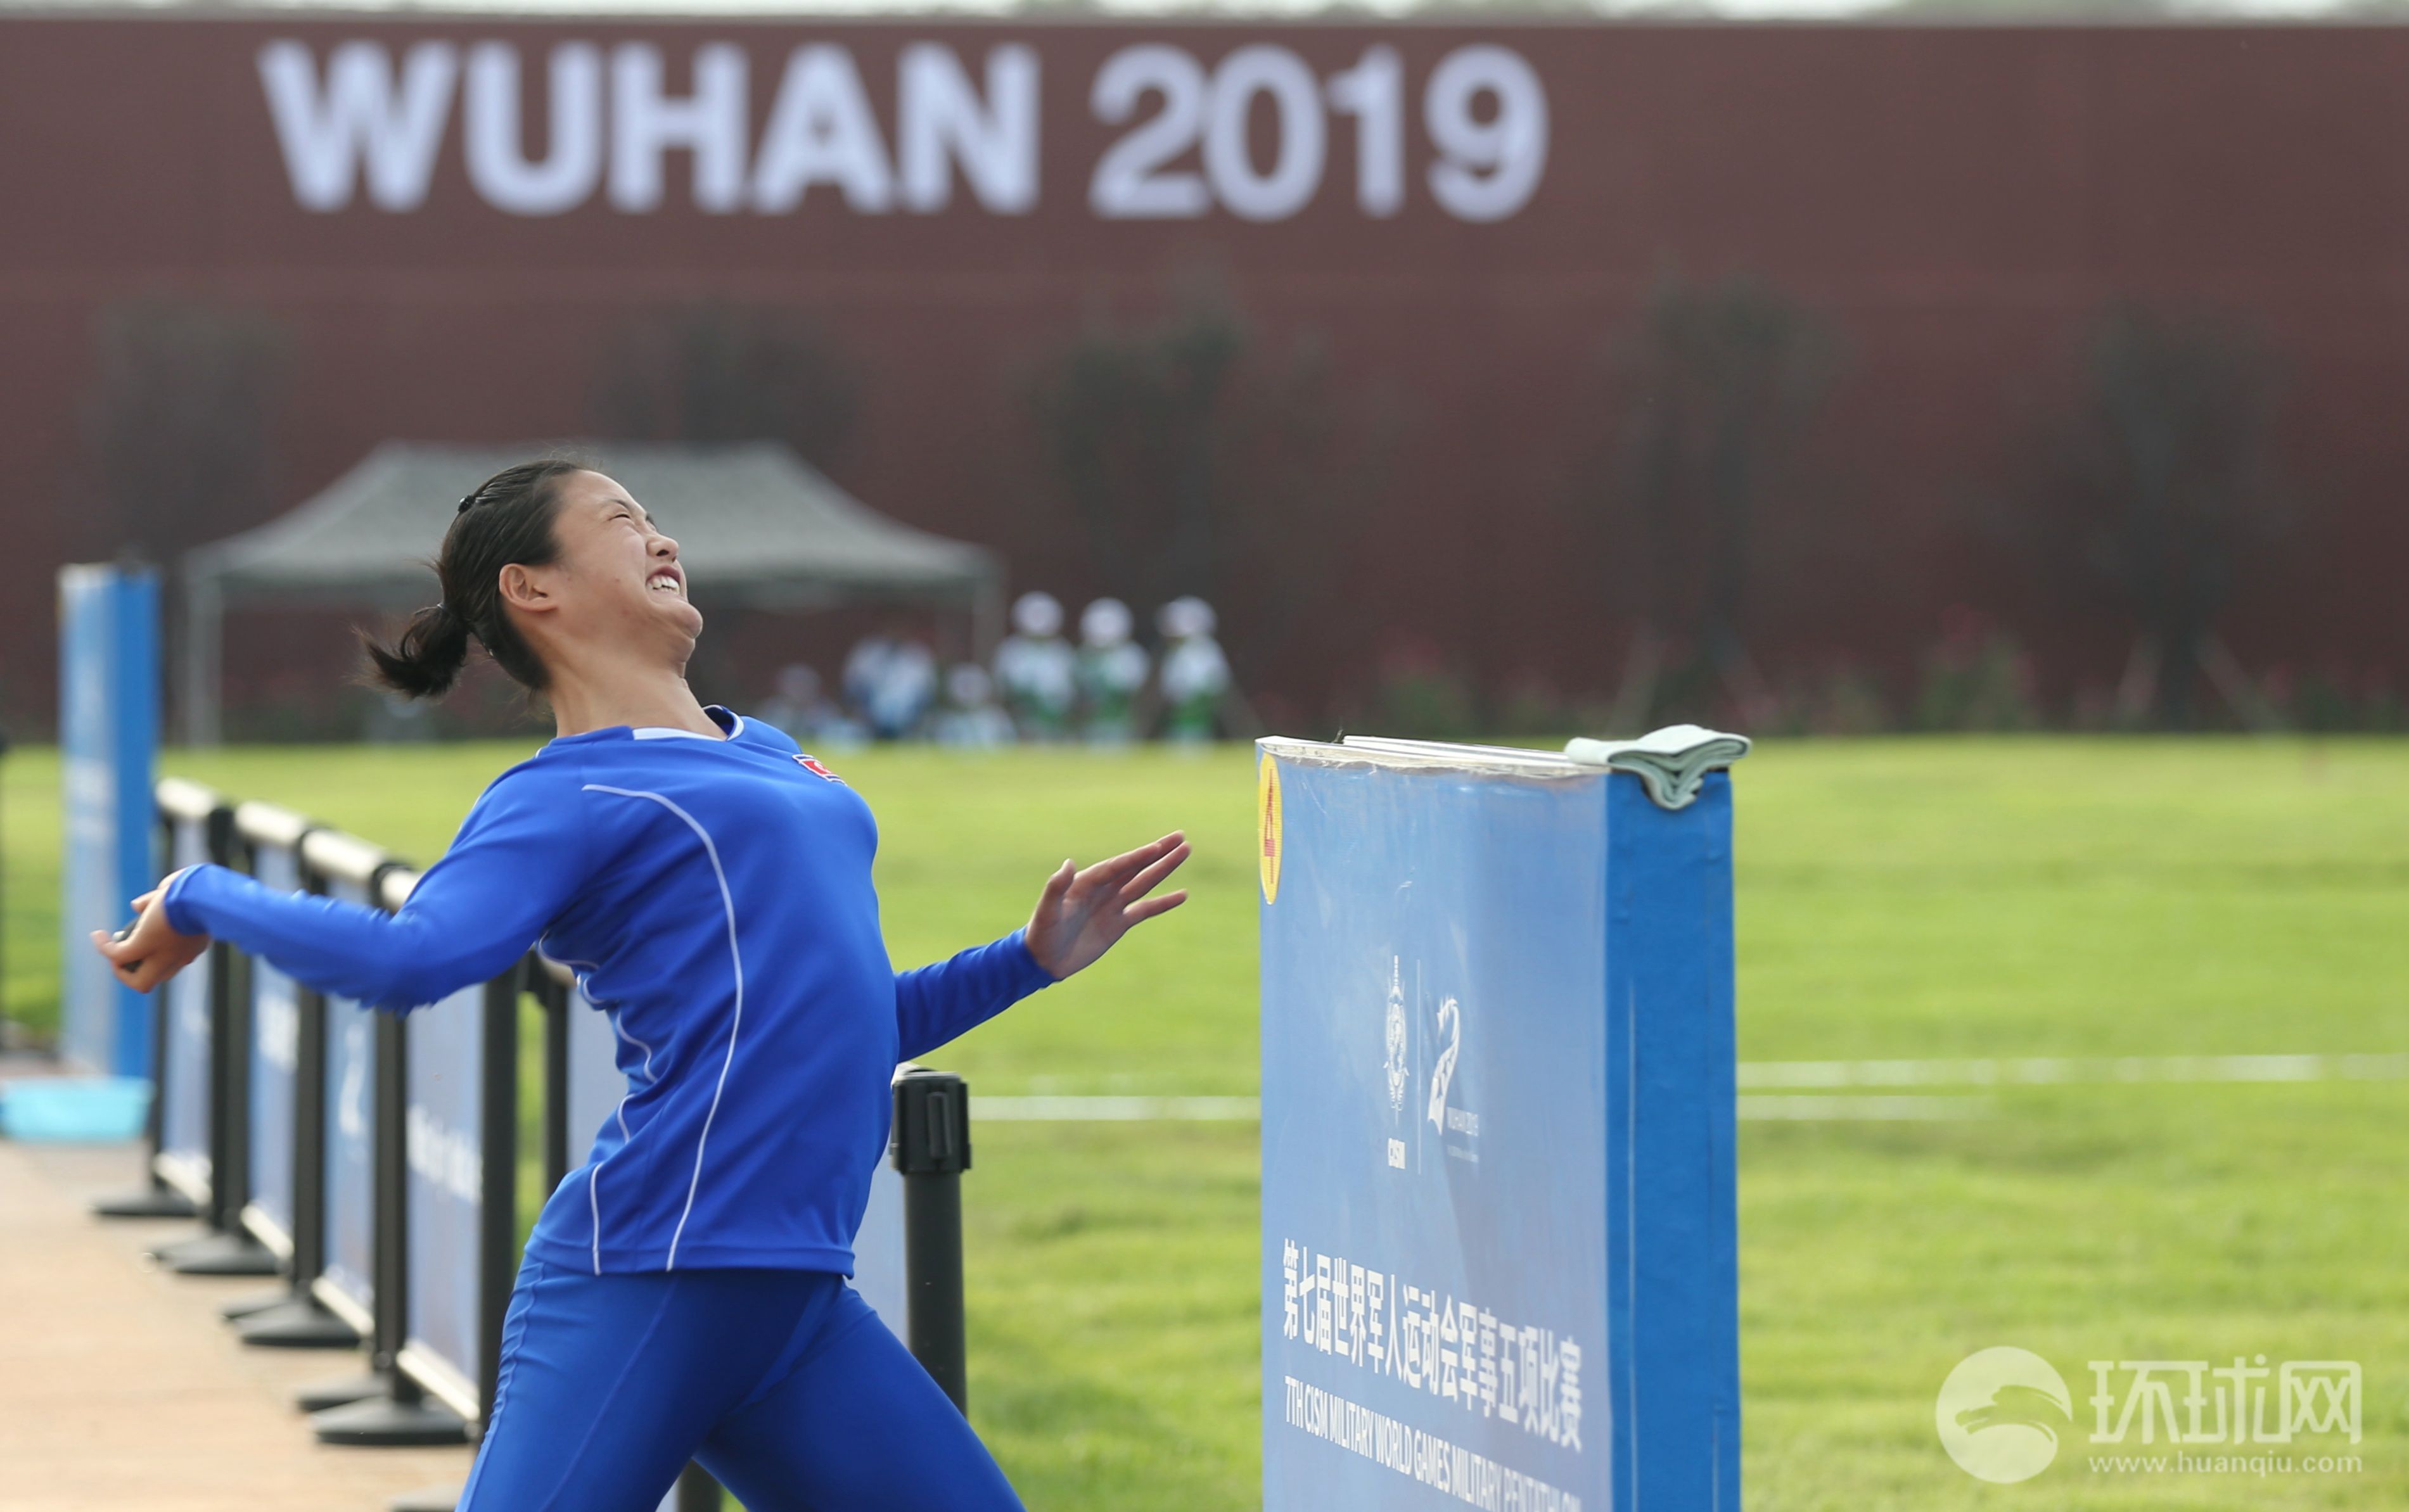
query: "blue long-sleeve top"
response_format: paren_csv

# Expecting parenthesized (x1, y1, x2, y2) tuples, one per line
(162, 707, 1053, 1275)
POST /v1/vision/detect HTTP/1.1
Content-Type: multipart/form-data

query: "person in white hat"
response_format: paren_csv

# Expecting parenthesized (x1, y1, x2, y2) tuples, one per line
(992, 592, 1077, 741)
(1076, 598, 1149, 746)
(1155, 597, 1231, 744)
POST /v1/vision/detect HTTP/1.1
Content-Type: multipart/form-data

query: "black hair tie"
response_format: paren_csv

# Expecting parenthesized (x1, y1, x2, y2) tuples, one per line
(456, 491, 480, 515)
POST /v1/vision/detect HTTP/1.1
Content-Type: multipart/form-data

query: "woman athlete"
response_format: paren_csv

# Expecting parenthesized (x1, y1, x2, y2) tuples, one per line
(93, 459, 1191, 1511)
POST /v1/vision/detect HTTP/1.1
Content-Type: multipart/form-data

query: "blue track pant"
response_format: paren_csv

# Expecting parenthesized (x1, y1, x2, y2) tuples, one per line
(459, 1258, 1024, 1512)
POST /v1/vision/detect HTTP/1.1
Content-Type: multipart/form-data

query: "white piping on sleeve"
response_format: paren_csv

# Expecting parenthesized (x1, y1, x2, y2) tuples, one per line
(580, 784, 746, 1273)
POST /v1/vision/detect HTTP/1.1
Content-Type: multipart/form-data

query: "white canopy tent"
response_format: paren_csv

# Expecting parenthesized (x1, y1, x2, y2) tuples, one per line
(181, 441, 1002, 744)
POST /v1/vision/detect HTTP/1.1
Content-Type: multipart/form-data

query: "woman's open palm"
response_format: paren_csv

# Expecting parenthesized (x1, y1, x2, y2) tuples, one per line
(1024, 832, 1191, 980)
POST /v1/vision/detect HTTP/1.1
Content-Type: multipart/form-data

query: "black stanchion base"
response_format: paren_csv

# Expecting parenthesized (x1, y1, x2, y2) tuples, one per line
(311, 1392, 471, 1447)
(295, 1372, 385, 1413)
(235, 1297, 361, 1349)
(91, 1188, 198, 1220)
(219, 1288, 291, 1321)
(388, 1484, 463, 1512)
(150, 1231, 281, 1276)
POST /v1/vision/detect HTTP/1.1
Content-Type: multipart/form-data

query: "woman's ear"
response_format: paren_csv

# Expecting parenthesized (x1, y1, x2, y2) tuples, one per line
(497, 562, 556, 616)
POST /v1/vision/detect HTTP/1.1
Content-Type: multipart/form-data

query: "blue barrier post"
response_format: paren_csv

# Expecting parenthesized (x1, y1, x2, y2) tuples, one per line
(1258, 730, 1748, 1512)
(56, 563, 158, 1078)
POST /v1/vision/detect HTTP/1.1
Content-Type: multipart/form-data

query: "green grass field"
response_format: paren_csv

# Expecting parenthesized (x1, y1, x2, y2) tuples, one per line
(6, 737, 2407, 1508)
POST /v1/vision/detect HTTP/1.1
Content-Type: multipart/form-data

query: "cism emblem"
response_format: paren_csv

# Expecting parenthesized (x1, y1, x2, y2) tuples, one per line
(1383, 958, 1409, 1118)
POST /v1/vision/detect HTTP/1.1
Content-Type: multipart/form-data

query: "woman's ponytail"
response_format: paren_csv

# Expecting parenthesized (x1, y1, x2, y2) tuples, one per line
(355, 457, 582, 700)
(362, 600, 475, 698)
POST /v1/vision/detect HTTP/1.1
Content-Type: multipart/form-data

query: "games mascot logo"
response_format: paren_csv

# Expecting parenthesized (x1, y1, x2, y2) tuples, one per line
(1936, 1346, 2074, 1483)
(1425, 994, 1460, 1134)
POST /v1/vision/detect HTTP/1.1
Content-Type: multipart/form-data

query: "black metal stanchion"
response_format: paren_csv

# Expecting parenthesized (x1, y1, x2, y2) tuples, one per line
(540, 972, 569, 1191)
(155, 798, 278, 1276)
(243, 966, 361, 1350)
(229, 811, 359, 1347)
(893, 1067, 972, 1411)
(293, 843, 413, 1416)
(311, 1003, 468, 1443)
(312, 861, 468, 1447)
(476, 963, 521, 1419)
(386, 960, 529, 1512)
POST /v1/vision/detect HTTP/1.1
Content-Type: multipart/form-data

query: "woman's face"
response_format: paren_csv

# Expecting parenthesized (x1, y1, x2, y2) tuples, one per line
(517, 469, 703, 661)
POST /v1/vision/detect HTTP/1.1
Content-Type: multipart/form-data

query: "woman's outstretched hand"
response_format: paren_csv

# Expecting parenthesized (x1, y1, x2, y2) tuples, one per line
(90, 882, 209, 994)
(1025, 832, 1192, 981)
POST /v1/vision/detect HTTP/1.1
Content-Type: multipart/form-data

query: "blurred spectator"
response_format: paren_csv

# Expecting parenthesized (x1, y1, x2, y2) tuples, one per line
(1156, 596, 1231, 744)
(757, 663, 863, 747)
(933, 664, 1016, 749)
(994, 591, 1077, 741)
(845, 627, 938, 740)
(843, 628, 897, 719)
(1077, 597, 1149, 745)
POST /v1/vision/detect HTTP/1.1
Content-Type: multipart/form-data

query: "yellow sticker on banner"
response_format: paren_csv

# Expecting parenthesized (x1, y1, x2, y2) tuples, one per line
(1258, 755, 1283, 905)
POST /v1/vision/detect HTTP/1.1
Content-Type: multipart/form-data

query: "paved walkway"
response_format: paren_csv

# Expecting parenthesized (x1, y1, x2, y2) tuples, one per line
(0, 1138, 475, 1512)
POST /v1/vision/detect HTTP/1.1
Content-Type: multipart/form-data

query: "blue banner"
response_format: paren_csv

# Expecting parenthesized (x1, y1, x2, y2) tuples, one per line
(245, 842, 304, 1250)
(56, 564, 158, 1076)
(1258, 742, 1739, 1512)
(405, 980, 489, 1413)
(156, 815, 215, 1201)
(851, 1139, 909, 1331)
(319, 876, 378, 1326)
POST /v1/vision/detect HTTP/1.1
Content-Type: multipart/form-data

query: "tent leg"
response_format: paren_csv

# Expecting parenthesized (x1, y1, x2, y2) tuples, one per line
(182, 569, 222, 747)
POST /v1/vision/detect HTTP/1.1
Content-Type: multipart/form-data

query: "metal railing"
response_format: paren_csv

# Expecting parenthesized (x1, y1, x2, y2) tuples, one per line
(98, 777, 975, 1509)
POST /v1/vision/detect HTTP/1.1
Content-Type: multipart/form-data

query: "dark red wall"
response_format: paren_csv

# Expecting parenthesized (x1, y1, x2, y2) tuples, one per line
(3, 17, 2404, 730)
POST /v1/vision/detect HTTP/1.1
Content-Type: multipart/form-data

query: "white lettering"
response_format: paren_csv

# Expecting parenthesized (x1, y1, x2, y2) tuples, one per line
(406, 1103, 482, 1205)
(250, 35, 1555, 224)
(1425, 46, 1549, 224)
(1326, 45, 1403, 217)
(258, 40, 457, 212)
(898, 43, 1038, 215)
(750, 46, 893, 214)
(1203, 45, 1324, 222)
(463, 42, 603, 217)
(609, 42, 748, 213)
(1089, 44, 1208, 219)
